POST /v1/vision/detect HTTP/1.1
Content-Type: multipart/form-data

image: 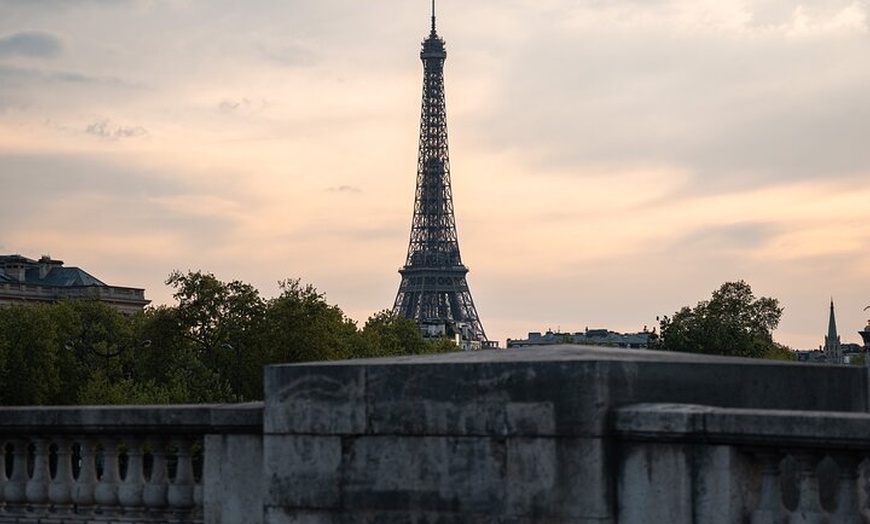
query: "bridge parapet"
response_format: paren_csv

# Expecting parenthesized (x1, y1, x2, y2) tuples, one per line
(263, 345, 870, 523)
(615, 403, 870, 524)
(2, 345, 870, 523)
(0, 403, 263, 524)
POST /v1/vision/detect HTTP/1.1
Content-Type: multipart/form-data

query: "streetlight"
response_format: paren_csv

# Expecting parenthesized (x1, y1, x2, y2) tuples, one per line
(860, 306, 870, 367)
(221, 343, 242, 402)
(65, 339, 151, 379)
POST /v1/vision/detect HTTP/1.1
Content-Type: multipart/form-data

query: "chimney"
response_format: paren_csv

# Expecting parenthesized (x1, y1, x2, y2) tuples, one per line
(38, 255, 52, 279)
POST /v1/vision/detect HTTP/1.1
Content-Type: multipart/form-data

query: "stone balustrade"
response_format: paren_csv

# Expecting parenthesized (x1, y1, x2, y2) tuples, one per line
(0, 404, 263, 524)
(260, 345, 869, 524)
(614, 403, 870, 524)
(1, 345, 869, 524)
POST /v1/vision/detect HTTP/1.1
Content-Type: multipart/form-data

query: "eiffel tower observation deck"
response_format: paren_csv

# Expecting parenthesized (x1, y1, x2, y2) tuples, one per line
(393, 1, 488, 348)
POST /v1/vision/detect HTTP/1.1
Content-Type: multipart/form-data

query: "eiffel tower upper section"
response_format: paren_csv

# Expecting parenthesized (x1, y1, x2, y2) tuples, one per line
(392, 1, 487, 344)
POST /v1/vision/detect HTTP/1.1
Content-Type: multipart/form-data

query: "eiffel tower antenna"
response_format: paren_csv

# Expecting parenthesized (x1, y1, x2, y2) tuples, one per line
(392, 2, 488, 347)
(431, 0, 436, 33)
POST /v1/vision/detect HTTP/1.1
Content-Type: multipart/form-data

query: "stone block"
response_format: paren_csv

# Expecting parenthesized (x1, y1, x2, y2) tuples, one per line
(264, 435, 343, 509)
(365, 363, 483, 435)
(264, 508, 342, 524)
(265, 365, 366, 435)
(610, 359, 866, 413)
(505, 437, 611, 521)
(475, 360, 610, 437)
(343, 436, 504, 514)
(611, 403, 711, 439)
(618, 442, 692, 524)
(204, 434, 264, 524)
(691, 445, 756, 524)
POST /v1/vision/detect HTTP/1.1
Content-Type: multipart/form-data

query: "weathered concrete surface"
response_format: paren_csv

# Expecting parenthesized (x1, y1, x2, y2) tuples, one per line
(613, 402, 870, 447)
(205, 432, 265, 524)
(263, 345, 868, 523)
(0, 402, 264, 435)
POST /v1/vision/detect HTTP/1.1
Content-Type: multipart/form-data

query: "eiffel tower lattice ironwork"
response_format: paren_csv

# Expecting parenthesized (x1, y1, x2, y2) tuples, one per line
(392, 1, 487, 343)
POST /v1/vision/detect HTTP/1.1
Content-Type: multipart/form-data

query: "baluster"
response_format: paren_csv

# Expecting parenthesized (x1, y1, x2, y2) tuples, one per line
(167, 439, 195, 515)
(93, 439, 120, 515)
(143, 438, 169, 517)
(828, 453, 861, 524)
(49, 438, 75, 515)
(751, 449, 787, 524)
(117, 437, 145, 517)
(25, 437, 50, 514)
(72, 438, 97, 515)
(789, 451, 825, 524)
(3, 439, 28, 514)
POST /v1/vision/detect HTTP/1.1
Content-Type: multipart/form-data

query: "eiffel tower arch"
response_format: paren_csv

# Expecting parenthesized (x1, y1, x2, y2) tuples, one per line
(392, 1, 488, 348)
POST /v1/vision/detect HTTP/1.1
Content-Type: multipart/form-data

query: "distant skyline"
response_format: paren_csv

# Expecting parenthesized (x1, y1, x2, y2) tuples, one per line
(2, 0, 870, 349)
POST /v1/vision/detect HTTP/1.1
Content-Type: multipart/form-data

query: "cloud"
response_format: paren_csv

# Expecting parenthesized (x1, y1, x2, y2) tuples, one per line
(0, 31, 62, 58)
(460, 0, 870, 196)
(0, 153, 241, 255)
(0, 64, 133, 89)
(326, 185, 362, 194)
(84, 120, 148, 140)
(218, 98, 274, 116)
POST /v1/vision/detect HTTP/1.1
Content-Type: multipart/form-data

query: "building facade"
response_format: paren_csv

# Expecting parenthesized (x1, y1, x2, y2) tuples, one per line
(0, 254, 149, 314)
(507, 328, 652, 349)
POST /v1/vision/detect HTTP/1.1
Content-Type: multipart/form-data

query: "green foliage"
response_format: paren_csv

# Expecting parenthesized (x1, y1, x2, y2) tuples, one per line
(0, 270, 459, 406)
(356, 310, 457, 358)
(259, 279, 358, 363)
(657, 280, 784, 359)
(763, 343, 797, 361)
(166, 269, 265, 357)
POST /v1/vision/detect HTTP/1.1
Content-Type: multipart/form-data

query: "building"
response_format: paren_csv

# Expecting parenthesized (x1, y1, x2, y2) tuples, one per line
(507, 328, 653, 349)
(0, 254, 149, 314)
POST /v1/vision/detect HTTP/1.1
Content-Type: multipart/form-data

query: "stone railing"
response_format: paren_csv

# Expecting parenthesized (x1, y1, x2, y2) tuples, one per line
(614, 403, 870, 524)
(0, 403, 262, 524)
(2, 345, 870, 524)
(260, 345, 869, 524)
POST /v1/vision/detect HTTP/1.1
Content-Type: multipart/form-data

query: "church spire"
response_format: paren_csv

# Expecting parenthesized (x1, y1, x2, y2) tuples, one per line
(824, 299, 842, 364)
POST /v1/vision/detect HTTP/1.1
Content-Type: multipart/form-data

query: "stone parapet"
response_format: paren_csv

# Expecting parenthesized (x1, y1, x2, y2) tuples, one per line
(3, 345, 870, 523)
(263, 345, 869, 523)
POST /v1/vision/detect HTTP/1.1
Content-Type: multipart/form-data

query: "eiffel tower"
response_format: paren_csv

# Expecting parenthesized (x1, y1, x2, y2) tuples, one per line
(392, 0, 488, 345)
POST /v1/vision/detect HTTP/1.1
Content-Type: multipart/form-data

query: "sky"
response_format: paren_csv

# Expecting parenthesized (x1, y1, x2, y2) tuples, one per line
(2, 0, 870, 349)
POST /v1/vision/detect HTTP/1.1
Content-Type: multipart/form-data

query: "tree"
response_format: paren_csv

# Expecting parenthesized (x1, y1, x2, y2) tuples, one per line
(166, 269, 265, 359)
(0, 303, 66, 405)
(165, 270, 266, 401)
(356, 310, 457, 358)
(0, 270, 461, 405)
(258, 279, 358, 363)
(657, 280, 784, 358)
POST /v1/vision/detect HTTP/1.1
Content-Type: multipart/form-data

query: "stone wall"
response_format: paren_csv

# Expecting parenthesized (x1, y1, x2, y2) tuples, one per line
(263, 345, 868, 523)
